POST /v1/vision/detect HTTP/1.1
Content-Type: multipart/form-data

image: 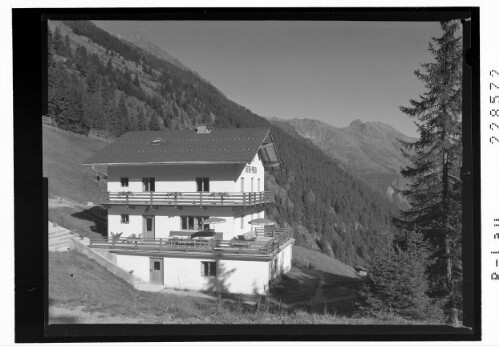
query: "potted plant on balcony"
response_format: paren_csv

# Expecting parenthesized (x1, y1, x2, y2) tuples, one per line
(110, 232, 123, 248)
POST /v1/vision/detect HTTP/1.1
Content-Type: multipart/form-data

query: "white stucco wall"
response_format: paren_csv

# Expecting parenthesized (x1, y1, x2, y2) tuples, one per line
(270, 243, 293, 280)
(236, 153, 265, 193)
(108, 205, 264, 240)
(115, 254, 150, 282)
(113, 244, 293, 295)
(163, 257, 270, 294)
(107, 163, 238, 193)
(107, 153, 264, 194)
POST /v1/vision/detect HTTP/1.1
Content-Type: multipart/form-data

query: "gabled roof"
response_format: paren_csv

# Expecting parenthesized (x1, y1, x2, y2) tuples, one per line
(82, 128, 281, 170)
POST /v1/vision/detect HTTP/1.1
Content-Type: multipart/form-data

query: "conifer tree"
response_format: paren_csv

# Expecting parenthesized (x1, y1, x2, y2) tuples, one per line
(53, 26, 65, 56)
(358, 230, 443, 320)
(396, 20, 463, 321)
(137, 108, 147, 130)
(106, 57, 113, 74)
(107, 94, 127, 137)
(149, 114, 161, 131)
(64, 34, 71, 57)
(54, 82, 88, 134)
(133, 73, 140, 87)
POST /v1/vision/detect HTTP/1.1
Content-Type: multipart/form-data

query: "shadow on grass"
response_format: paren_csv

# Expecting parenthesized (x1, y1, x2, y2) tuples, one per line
(271, 265, 361, 317)
(70, 206, 108, 237)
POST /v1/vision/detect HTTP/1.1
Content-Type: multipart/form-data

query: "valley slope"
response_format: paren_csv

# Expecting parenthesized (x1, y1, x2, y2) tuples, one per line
(271, 118, 414, 208)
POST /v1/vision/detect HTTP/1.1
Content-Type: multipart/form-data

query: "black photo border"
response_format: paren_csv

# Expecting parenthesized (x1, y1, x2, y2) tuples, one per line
(13, 7, 481, 343)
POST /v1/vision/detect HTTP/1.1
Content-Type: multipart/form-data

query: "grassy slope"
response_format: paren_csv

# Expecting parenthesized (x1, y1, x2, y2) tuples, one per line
(49, 250, 423, 324)
(292, 246, 358, 278)
(43, 125, 108, 204)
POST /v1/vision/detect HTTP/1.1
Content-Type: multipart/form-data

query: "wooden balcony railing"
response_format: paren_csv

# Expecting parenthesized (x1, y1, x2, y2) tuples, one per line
(103, 191, 274, 207)
(89, 229, 293, 257)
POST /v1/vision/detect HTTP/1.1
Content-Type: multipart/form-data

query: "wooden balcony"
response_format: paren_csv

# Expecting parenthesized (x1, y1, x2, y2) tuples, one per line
(89, 229, 293, 258)
(103, 191, 274, 208)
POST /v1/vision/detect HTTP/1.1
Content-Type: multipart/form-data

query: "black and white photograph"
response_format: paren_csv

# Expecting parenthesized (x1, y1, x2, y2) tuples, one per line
(11, 6, 484, 343)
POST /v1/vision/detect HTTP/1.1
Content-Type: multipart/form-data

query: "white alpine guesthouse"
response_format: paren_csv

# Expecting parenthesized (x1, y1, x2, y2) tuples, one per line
(83, 126, 294, 294)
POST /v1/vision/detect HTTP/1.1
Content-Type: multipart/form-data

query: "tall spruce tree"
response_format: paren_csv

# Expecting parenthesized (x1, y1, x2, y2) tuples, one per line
(396, 20, 463, 322)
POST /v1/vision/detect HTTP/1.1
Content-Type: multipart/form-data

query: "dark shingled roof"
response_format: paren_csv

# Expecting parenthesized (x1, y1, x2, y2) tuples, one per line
(83, 128, 273, 166)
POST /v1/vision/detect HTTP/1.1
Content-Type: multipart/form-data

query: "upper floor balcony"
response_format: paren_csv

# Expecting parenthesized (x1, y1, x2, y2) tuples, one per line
(102, 191, 275, 208)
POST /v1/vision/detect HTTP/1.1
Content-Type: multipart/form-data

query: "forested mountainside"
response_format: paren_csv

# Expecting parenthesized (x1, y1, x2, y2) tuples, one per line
(47, 20, 397, 266)
(271, 118, 414, 209)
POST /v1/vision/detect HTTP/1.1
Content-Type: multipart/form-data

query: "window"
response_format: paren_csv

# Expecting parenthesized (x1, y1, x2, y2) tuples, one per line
(121, 214, 129, 224)
(246, 165, 257, 173)
(120, 177, 129, 187)
(201, 261, 217, 277)
(196, 177, 210, 192)
(154, 261, 161, 270)
(142, 178, 155, 192)
(246, 165, 257, 174)
(145, 216, 154, 232)
(181, 216, 209, 230)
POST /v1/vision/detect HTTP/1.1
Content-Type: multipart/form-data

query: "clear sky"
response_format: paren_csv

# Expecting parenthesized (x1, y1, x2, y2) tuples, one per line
(94, 20, 443, 137)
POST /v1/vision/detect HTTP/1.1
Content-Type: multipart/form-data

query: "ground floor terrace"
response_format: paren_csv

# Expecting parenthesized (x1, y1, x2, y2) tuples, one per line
(89, 231, 294, 294)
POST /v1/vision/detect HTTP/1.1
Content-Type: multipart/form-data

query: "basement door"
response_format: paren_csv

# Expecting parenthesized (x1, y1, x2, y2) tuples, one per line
(150, 258, 164, 285)
(143, 215, 155, 239)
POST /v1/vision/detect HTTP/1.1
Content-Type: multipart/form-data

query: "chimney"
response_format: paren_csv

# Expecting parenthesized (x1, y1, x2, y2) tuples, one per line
(195, 124, 211, 134)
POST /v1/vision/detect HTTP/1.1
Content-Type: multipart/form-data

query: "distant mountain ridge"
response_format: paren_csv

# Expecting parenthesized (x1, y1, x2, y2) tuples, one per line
(271, 118, 415, 207)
